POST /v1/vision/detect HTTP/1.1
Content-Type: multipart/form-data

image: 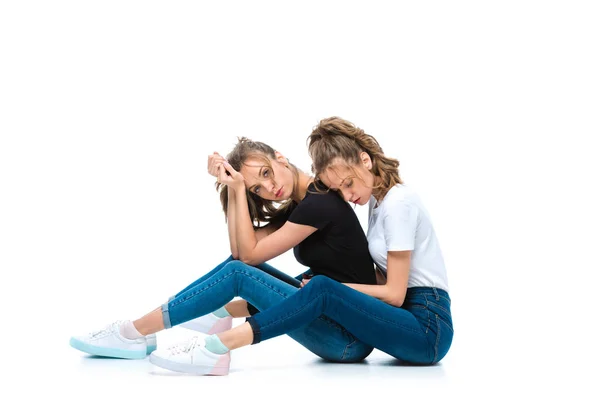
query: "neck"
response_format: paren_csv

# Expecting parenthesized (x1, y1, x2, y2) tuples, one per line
(293, 171, 313, 203)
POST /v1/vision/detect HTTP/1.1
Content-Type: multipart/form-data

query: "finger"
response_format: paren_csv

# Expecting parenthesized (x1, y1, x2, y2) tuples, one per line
(221, 161, 236, 176)
(216, 166, 225, 183)
(218, 165, 230, 182)
(210, 161, 223, 177)
(208, 155, 222, 174)
(210, 155, 225, 169)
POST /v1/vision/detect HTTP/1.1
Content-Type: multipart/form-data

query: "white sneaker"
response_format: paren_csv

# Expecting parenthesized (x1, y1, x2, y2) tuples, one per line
(178, 314, 233, 334)
(149, 336, 230, 375)
(70, 320, 155, 359)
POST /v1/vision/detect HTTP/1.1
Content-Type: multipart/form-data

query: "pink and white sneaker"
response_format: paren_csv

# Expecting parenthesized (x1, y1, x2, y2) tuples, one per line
(149, 336, 230, 375)
(178, 314, 233, 335)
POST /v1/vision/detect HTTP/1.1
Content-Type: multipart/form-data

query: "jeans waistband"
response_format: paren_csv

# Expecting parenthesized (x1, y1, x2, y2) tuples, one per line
(405, 286, 449, 300)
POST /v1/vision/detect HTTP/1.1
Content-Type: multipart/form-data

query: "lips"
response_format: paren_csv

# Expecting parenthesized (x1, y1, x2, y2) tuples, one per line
(352, 198, 361, 204)
(276, 188, 283, 198)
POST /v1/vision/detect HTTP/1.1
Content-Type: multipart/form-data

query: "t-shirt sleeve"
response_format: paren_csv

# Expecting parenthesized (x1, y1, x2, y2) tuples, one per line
(287, 192, 339, 230)
(383, 198, 418, 251)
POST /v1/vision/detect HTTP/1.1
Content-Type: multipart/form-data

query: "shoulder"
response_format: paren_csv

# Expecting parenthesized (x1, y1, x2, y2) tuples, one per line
(302, 182, 345, 207)
(292, 183, 350, 219)
(288, 183, 350, 228)
(380, 185, 419, 214)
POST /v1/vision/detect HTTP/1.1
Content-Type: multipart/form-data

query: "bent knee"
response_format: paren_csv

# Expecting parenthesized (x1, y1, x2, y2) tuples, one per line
(224, 260, 253, 272)
(305, 274, 336, 289)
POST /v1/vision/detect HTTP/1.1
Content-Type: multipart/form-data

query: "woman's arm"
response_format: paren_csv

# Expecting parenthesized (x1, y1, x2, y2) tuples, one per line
(233, 184, 316, 265)
(210, 155, 242, 259)
(344, 251, 411, 307)
(222, 171, 283, 258)
(225, 185, 240, 259)
(220, 162, 316, 265)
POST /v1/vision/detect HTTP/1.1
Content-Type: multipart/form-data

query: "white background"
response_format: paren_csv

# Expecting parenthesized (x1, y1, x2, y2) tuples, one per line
(1, 1, 599, 398)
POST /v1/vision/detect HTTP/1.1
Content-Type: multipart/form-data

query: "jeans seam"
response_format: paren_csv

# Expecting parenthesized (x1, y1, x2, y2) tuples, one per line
(433, 314, 441, 364)
(170, 267, 291, 309)
(424, 294, 451, 303)
(428, 302, 451, 315)
(438, 317, 454, 332)
(422, 294, 430, 333)
(258, 289, 422, 335)
(341, 338, 357, 360)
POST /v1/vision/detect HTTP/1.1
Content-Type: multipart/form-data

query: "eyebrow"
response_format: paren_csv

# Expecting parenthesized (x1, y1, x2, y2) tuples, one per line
(248, 167, 266, 193)
(338, 176, 352, 187)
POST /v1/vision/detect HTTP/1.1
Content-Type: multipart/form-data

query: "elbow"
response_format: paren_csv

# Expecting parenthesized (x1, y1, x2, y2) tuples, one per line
(389, 297, 405, 308)
(230, 246, 239, 260)
(239, 255, 256, 265)
(238, 247, 260, 265)
(229, 244, 239, 260)
(384, 283, 407, 308)
(387, 293, 406, 308)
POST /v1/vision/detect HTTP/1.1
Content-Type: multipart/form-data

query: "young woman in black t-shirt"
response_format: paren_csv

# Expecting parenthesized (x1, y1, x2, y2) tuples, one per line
(70, 137, 376, 369)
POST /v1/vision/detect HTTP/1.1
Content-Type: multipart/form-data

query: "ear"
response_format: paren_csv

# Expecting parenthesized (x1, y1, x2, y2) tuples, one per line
(274, 151, 288, 165)
(360, 152, 372, 170)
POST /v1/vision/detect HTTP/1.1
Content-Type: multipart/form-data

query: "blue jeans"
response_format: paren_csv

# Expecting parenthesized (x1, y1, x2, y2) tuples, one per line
(162, 258, 374, 363)
(247, 275, 454, 365)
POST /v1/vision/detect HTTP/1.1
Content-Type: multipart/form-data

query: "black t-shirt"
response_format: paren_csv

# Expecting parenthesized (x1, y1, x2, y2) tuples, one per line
(287, 182, 376, 285)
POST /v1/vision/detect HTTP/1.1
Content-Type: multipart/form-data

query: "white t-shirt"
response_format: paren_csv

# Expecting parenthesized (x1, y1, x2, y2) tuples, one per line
(367, 184, 449, 292)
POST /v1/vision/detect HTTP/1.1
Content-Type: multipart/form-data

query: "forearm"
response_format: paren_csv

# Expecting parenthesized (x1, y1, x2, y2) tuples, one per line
(233, 186, 259, 263)
(344, 283, 406, 307)
(226, 186, 239, 259)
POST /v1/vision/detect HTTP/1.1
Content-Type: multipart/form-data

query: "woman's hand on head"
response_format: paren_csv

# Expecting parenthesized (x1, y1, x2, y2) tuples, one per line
(218, 162, 245, 191)
(207, 152, 226, 178)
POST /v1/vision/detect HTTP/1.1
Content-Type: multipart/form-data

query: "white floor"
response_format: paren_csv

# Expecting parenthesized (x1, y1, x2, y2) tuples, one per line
(8, 316, 593, 400)
(53, 326, 456, 397)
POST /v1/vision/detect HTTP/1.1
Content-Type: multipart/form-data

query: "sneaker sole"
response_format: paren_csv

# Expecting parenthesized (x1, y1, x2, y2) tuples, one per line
(149, 353, 229, 375)
(69, 337, 147, 359)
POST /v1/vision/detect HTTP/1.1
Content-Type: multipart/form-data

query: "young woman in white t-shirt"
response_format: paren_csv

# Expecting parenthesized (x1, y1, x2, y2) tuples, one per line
(146, 117, 453, 373)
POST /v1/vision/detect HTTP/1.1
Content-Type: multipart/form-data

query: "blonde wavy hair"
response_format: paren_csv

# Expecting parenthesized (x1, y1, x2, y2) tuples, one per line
(307, 117, 402, 200)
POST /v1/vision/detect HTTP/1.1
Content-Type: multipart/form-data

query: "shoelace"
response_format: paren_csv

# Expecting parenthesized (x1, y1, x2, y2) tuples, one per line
(89, 320, 123, 339)
(168, 336, 200, 355)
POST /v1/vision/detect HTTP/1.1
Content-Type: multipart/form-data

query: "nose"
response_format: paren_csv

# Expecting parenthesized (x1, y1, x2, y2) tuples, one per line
(263, 181, 276, 194)
(341, 188, 353, 202)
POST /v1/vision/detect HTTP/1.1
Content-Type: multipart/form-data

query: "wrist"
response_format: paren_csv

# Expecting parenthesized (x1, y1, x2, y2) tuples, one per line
(234, 183, 246, 194)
